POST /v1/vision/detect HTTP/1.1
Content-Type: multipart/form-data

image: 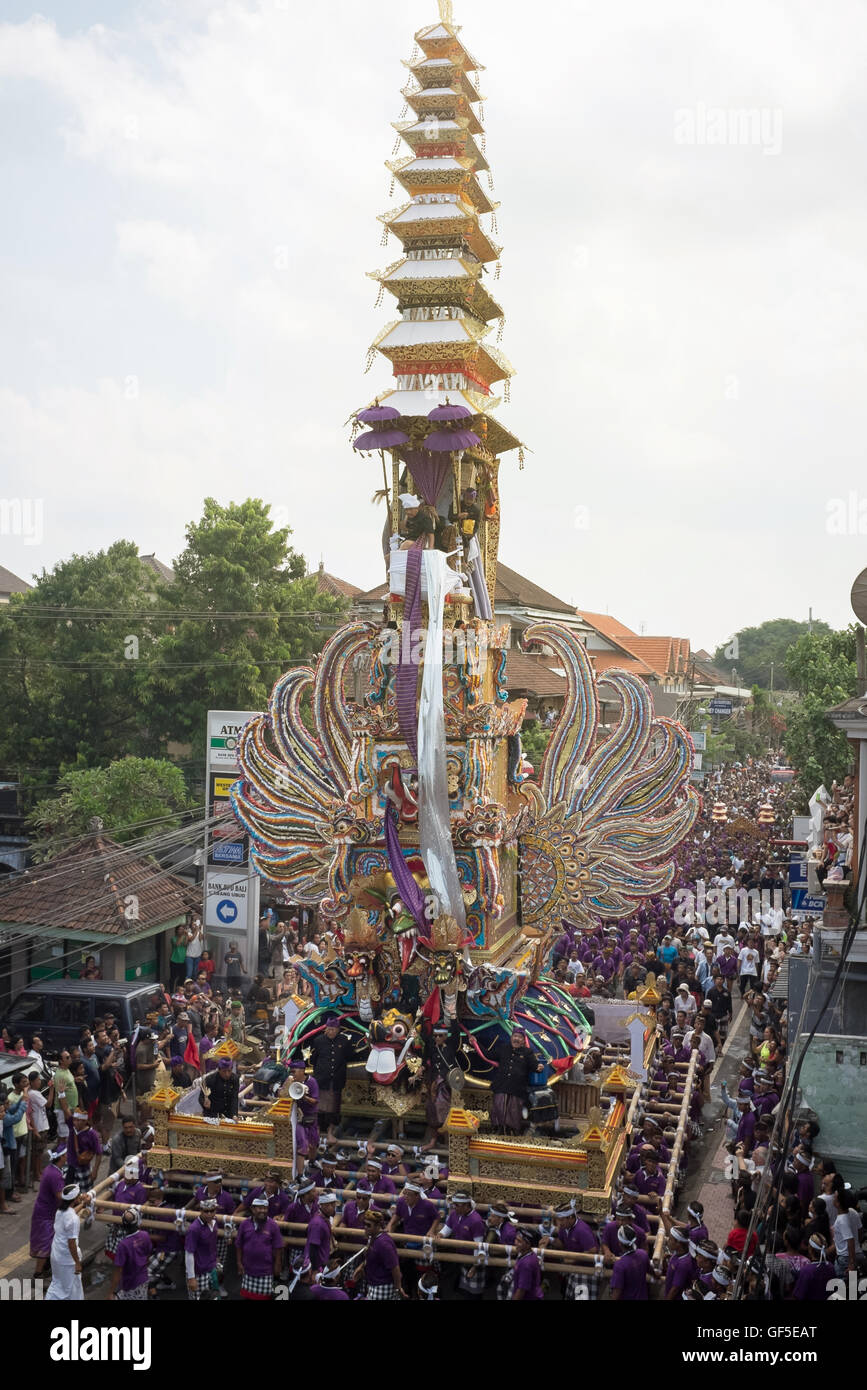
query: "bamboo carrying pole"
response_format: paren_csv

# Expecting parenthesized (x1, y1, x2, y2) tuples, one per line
(651, 1051, 699, 1266)
(94, 1210, 611, 1274)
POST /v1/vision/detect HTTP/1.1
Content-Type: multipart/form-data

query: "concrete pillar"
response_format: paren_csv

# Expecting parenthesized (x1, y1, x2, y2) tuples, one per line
(99, 944, 127, 982)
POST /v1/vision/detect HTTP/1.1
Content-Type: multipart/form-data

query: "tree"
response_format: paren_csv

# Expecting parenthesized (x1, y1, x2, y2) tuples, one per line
(27, 756, 192, 859)
(521, 721, 551, 771)
(714, 618, 831, 689)
(139, 498, 348, 755)
(783, 628, 858, 796)
(0, 542, 160, 800)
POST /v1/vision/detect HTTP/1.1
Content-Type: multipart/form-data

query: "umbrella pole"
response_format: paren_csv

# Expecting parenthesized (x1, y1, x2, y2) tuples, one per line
(380, 450, 391, 509)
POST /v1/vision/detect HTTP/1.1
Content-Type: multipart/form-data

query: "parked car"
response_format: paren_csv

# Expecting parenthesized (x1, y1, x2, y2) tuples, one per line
(6, 980, 168, 1055)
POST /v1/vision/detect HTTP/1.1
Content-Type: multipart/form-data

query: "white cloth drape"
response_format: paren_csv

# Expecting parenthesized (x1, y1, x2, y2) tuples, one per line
(418, 551, 467, 932)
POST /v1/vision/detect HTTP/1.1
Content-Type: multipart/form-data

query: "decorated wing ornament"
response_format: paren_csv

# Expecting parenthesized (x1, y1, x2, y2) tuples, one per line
(517, 622, 699, 932)
(230, 622, 377, 902)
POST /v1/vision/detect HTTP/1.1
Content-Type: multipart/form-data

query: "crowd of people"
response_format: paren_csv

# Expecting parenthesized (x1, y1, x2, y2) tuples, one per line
(2, 758, 862, 1302)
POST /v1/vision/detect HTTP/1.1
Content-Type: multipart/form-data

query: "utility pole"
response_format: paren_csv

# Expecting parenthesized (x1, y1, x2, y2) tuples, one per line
(769, 661, 774, 694)
(808, 606, 813, 635)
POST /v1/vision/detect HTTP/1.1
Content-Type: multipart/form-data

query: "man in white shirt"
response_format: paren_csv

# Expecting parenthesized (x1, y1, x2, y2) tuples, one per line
(737, 942, 760, 997)
(713, 930, 736, 958)
(682, 1023, 716, 1065)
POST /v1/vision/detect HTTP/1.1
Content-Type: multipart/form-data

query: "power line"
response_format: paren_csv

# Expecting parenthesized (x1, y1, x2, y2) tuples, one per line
(0, 811, 231, 898)
(2, 608, 348, 621)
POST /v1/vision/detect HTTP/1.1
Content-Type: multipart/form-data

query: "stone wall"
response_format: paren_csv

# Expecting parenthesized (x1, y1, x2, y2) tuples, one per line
(798, 1033, 867, 1185)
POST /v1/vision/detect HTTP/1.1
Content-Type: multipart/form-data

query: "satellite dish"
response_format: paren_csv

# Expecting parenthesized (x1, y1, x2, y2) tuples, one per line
(851, 566, 867, 625)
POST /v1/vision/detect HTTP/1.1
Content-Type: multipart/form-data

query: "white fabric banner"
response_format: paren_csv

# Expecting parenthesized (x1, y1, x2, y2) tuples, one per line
(418, 550, 467, 932)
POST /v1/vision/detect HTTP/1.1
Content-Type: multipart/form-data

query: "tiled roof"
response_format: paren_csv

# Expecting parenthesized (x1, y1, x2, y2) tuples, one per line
(139, 554, 175, 584)
(504, 649, 567, 697)
(353, 562, 576, 614)
(0, 566, 31, 595)
(495, 562, 575, 613)
(0, 834, 199, 937)
(576, 610, 638, 641)
(589, 647, 656, 678)
(353, 579, 389, 606)
(316, 568, 363, 600)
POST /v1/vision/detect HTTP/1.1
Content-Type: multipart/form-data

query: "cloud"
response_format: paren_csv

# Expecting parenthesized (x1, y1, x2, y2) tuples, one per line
(0, 0, 866, 648)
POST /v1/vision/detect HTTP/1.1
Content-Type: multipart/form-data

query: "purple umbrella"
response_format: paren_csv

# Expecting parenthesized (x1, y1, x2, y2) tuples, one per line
(428, 401, 473, 422)
(353, 428, 409, 451)
(424, 427, 481, 452)
(357, 404, 402, 425)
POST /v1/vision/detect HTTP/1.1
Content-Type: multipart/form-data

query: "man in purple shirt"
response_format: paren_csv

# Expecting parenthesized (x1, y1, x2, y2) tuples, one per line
(618, 1183, 649, 1231)
(485, 1201, 518, 1250)
(338, 1187, 372, 1236)
(363, 1208, 406, 1299)
(601, 1206, 646, 1257)
(304, 1192, 336, 1271)
(634, 1149, 666, 1209)
(237, 1196, 283, 1299)
(610, 1225, 649, 1300)
(63, 1108, 103, 1191)
(663, 1226, 696, 1300)
(435, 1192, 484, 1243)
(194, 1172, 235, 1295)
(29, 1145, 66, 1276)
(185, 1200, 218, 1300)
(288, 1054, 320, 1156)
(510, 1227, 544, 1300)
(791, 1235, 832, 1300)
(550, 1202, 597, 1254)
(791, 1148, 816, 1217)
(285, 1176, 318, 1229)
(353, 1158, 397, 1206)
(244, 1171, 290, 1221)
(110, 1209, 153, 1301)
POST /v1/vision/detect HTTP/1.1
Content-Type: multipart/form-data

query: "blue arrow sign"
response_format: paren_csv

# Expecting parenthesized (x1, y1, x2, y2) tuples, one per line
(216, 898, 238, 924)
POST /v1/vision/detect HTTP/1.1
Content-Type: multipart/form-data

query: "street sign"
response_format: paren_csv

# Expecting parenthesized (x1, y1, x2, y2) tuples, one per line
(709, 699, 733, 715)
(204, 710, 263, 965)
(204, 871, 250, 929)
(688, 731, 706, 751)
(692, 752, 703, 771)
(207, 711, 261, 770)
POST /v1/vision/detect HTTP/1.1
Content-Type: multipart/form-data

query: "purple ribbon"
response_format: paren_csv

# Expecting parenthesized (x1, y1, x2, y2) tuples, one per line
(384, 804, 428, 930)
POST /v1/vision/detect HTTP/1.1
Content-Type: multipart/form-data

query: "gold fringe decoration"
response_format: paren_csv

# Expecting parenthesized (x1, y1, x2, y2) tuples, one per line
(490, 209, 499, 236)
(494, 261, 502, 281)
(388, 176, 396, 198)
(374, 284, 385, 309)
(518, 446, 525, 471)
(479, 103, 485, 122)
(438, 0, 454, 21)
(496, 316, 505, 344)
(486, 171, 495, 193)
(391, 135, 402, 156)
(364, 348, 377, 375)
(399, 104, 408, 120)
(503, 378, 511, 403)
(380, 226, 390, 247)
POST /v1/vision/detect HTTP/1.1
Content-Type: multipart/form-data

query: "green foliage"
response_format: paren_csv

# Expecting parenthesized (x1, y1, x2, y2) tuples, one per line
(27, 756, 192, 859)
(521, 721, 551, 770)
(714, 617, 831, 689)
(0, 501, 348, 806)
(783, 628, 858, 796)
(140, 498, 347, 755)
(0, 541, 158, 787)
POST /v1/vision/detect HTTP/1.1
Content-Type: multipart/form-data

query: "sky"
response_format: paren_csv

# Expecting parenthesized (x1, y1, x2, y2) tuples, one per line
(1, 0, 866, 653)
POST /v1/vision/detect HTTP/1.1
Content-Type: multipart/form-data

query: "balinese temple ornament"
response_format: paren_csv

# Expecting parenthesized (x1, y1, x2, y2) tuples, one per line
(230, 6, 699, 1104)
